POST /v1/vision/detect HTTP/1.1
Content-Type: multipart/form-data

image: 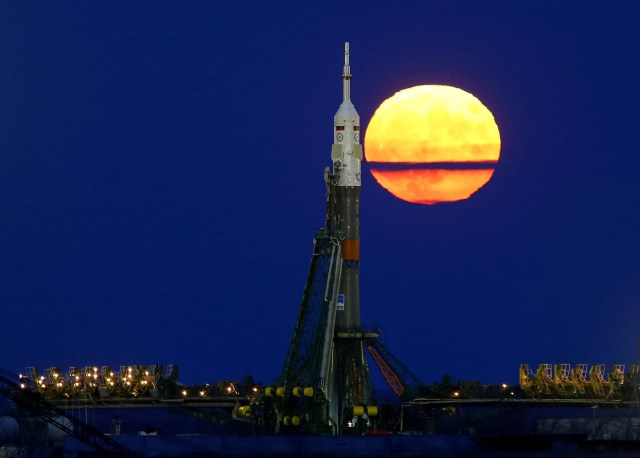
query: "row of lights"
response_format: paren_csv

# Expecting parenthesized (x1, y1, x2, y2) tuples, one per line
(180, 385, 260, 397)
(20, 365, 162, 397)
(450, 383, 514, 398)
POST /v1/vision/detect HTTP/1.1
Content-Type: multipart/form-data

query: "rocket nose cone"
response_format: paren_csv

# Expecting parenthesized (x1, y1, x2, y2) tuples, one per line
(335, 100, 359, 121)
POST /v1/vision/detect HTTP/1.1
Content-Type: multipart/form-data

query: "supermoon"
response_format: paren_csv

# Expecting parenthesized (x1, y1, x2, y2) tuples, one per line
(364, 85, 501, 204)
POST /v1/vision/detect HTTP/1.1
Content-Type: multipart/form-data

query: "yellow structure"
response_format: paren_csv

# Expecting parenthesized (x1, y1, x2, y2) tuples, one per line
(520, 363, 626, 398)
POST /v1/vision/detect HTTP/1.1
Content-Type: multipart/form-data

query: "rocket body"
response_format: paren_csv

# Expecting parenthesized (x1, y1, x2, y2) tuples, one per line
(332, 42, 363, 329)
(326, 44, 374, 433)
(274, 42, 373, 435)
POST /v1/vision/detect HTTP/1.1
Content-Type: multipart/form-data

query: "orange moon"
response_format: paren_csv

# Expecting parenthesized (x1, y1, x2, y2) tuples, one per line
(364, 85, 501, 204)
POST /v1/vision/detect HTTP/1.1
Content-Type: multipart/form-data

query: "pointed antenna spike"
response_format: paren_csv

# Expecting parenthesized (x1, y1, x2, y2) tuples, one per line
(342, 42, 351, 101)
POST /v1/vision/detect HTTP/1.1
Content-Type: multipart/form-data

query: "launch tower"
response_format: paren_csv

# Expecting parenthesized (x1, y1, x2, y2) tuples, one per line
(263, 43, 376, 434)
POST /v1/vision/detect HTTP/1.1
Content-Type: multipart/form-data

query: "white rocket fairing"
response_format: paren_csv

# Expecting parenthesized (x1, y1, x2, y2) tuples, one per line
(332, 42, 363, 188)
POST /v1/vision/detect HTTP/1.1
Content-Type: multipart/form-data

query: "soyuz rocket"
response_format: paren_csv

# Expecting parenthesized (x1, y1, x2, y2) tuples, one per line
(271, 42, 374, 433)
(325, 42, 374, 428)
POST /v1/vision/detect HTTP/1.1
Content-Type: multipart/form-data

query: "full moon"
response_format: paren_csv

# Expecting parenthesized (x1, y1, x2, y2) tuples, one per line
(364, 85, 501, 204)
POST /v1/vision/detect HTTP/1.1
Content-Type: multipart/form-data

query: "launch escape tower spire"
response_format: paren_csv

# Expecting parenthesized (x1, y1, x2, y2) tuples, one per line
(263, 43, 376, 435)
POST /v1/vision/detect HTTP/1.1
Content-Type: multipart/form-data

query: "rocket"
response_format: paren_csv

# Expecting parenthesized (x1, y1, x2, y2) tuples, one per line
(272, 41, 374, 434)
(332, 42, 363, 329)
(326, 42, 374, 431)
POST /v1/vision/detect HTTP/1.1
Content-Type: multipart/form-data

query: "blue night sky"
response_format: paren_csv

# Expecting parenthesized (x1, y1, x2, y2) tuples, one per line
(2, 1, 640, 388)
